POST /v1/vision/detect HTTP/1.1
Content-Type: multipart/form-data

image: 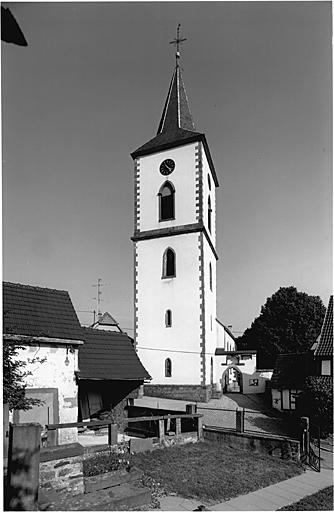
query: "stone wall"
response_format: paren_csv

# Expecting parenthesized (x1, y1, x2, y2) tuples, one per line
(203, 427, 300, 461)
(40, 443, 84, 495)
(144, 384, 212, 402)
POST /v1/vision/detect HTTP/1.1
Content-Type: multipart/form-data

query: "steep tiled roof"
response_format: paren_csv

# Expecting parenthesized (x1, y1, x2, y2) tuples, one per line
(314, 295, 333, 357)
(157, 65, 196, 134)
(3, 281, 83, 341)
(78, 328, 151, 381)
(271, 353, 312, 389)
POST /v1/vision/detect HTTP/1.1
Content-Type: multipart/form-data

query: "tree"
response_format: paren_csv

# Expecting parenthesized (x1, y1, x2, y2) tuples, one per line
(237, 287, 325, 368)
(3, 340, 44, 411)
(297, 376, 333, 437)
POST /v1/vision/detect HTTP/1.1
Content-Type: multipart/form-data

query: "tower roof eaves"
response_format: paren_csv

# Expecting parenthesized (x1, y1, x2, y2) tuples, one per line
(131, 131, 219, 187)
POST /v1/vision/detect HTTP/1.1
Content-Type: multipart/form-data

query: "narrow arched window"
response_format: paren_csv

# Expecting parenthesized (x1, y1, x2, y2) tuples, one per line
(165, 309, 172, 327)
(209, 263, 213, 291)
(208, 174, 212, 191)
(165, 358, 172, 377)
(159, 182, 175, 221)
(208, 197, 212, 233)
(162, 248, 176, 278)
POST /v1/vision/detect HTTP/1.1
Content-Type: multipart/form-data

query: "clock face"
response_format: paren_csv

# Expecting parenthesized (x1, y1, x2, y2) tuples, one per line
(160, 159, 175, 176)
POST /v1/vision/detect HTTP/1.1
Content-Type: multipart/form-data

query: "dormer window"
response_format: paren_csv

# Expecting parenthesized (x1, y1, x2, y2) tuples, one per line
(159, 181, 175, 221)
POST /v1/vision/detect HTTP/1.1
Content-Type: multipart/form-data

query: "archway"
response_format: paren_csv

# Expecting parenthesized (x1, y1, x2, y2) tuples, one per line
(221, 366, 243, 394)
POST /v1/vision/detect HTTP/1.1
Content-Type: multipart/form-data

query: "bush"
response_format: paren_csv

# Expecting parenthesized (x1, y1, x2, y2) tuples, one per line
(296, 376, 333, 437)
(83, 447, 130, 477)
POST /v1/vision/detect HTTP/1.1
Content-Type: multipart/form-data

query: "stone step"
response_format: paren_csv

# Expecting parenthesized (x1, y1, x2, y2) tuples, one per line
(84, 468, 143, 493)
(211, 392, 222, 399)
(39, 482, 151, 511)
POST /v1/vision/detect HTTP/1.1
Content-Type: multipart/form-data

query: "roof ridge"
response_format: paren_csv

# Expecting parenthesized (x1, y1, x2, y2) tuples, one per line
(82, 326, 128, 336)
(3, 281, 69, 294)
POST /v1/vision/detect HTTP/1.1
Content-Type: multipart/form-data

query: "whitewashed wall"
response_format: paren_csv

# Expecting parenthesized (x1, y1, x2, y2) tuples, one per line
(201, 145, 216, 247)
(203, 236, 217, 386)
(13, 344, 79, 444)
(136, 232, 202, 384)
(216, 322, 236, 351)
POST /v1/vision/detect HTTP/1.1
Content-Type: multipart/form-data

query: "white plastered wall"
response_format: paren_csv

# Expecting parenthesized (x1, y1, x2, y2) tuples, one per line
(203, 236, 217, 386)
(13, 344, 79, 443)
(136, 232, 202, 385)
(216, 322, 237, 351)
(201, 145, 216, 247)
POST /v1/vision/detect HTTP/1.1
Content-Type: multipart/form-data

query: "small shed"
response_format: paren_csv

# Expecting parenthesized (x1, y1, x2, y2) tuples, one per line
(271, 352, 313, 411)
(77, 328, 150, 425)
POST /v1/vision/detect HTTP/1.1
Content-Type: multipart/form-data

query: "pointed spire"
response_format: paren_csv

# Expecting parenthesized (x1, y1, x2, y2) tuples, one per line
(157, 66, 196, 134)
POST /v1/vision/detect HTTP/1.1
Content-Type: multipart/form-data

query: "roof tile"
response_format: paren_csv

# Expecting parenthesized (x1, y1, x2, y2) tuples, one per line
(3, 281, 83, 341)
(79, 328, 151, 381)
(314, 296, 333, 357)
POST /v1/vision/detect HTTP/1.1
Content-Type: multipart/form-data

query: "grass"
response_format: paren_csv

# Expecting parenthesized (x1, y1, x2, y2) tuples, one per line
(279, 486, 334, 510)
(84, 441, 304, 503)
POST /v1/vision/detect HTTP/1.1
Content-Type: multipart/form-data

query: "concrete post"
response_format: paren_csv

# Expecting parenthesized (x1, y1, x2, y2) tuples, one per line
(197, 416, 203, 440)
(158, 419, 165, 442)
(236, 408, 244, 433)
(6, 423, 41, 511)
(46, 428, 57, 447)
(108, 424, 118, 445)
(175, 418, 181, 437)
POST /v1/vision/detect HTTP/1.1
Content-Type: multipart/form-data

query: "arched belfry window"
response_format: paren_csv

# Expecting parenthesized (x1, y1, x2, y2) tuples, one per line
(208, 197, 212, 233)
(209, 263, 213, 291)
(159, 181, 175, 221)
(162, 248, 176, 278)
(165, 358, 172, 377)
(165, 309, 172, 327)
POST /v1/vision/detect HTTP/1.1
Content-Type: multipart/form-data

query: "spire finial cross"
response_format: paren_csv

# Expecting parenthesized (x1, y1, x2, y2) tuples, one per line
(169, 24, 187, 64)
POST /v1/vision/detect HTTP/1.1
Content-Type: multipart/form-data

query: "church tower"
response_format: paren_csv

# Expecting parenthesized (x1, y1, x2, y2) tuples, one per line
(131, 28, 219, 402)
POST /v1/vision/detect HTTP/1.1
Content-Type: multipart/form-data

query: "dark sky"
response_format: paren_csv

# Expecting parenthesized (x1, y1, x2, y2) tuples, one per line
(2, 2, 332, 336)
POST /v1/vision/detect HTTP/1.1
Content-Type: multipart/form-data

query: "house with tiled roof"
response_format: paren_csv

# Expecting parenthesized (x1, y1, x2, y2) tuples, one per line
(3, 281, 85, 444)
(271, 295, 333, 411)
(91, 311, 123, 332)
(312, 295, 333, 377)
(77, 328, 150, 424)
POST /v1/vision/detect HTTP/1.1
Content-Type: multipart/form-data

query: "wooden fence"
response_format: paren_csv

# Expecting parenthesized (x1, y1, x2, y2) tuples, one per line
(45, 412, 204, 447)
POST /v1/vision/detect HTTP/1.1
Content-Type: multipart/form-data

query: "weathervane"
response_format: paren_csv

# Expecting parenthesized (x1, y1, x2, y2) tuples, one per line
(169, 23, 187, 65)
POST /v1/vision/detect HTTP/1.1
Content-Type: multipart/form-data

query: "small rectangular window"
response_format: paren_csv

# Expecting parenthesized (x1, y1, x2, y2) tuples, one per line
(165, 310, 172, 327)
